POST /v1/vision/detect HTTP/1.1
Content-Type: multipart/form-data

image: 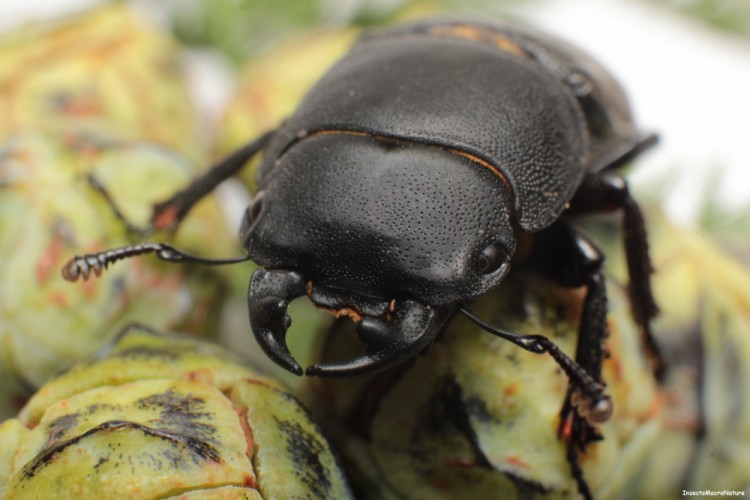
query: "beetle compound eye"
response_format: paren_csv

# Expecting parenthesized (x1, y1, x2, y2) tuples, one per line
(477, 242, 508, 274)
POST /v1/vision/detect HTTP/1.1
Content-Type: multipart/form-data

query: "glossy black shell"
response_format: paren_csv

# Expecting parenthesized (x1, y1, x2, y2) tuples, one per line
(257, 20, 641, 232)
(242, 19, 646, 307)
(246, 134, 516, 305)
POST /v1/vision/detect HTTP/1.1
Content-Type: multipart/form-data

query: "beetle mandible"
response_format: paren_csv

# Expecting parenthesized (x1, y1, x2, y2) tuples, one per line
(63, 19, 662, 496)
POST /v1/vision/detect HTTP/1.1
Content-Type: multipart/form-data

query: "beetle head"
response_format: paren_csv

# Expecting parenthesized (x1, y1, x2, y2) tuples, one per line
(241, 133, 516, 376)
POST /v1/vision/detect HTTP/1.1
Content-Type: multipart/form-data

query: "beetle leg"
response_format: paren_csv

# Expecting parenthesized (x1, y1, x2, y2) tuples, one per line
(85, 174, 154, 235)
(151, 130, 276, 233)
(523, 222, 610, 419)
(570, 171, 663, 378)
(86, 131, 275, 235)
(556, 270, 610, 463)
(248, 268, 307, 376)
(523, 221, 610, 497)
(565, 436, 593, 500)
(305, 300, 451, 377)
(458, 305, 612, 426)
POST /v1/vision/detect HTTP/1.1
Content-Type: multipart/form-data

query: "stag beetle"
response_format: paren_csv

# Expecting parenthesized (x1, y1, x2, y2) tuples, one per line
(63, 19, 661, 498)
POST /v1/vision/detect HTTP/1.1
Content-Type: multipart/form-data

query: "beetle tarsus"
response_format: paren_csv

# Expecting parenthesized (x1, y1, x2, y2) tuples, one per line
(570, 390, 613, 425)
(566, 432, 594, 500)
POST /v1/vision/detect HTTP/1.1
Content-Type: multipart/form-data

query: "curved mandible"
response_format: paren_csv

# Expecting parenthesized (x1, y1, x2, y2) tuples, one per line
(248, 268, 307, 375)
(306, 299, 452, 377)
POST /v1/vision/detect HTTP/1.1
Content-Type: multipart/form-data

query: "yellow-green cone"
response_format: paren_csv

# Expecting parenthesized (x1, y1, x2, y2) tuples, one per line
(0, 5, 237, 414)
(306, 209, 750, 499)
(0, 327, 352, 499)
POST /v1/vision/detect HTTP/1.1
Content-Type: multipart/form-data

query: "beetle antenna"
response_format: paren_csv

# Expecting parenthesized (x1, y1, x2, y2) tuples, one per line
(458, 304, 612, 423)
(61, 243, 252, 282)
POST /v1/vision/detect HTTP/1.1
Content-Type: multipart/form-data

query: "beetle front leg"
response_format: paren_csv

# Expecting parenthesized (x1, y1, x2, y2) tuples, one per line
(570, 171, 663, 378)
(89, 131, 275, 236)
(524, 221, 612, 499)
(557, 269, 609, 500)
(152, 130, 275, 232)
(525, 222, 610, 421)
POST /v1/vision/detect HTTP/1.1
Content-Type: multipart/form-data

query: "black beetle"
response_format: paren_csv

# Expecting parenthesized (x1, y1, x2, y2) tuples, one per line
(63, 19, 661, 498)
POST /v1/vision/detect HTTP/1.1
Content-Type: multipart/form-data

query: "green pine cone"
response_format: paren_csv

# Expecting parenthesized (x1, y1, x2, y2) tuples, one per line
(0, 326, 352, 499)
(0, 5, 237, 415)
(305, 211, 750, 499)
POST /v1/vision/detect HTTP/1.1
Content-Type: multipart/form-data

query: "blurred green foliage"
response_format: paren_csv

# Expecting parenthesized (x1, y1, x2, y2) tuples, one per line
(157, 0, 522, 64)
(696, 173, 750, 267)
(648, 0, 750, 39)
(162, 0, 405, 64)
(157, 0, 750, 66)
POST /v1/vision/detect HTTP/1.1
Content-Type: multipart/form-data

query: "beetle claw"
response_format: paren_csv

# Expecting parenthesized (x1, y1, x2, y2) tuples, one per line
(571, 390, 613, 425)
(306, 300, 450, 377)
(248, 269, 307, 376)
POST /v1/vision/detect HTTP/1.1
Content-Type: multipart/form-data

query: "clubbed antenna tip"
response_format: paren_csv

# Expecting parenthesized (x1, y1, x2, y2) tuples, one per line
(61, 244, 161, 282)
(61, 243, 253, 282)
